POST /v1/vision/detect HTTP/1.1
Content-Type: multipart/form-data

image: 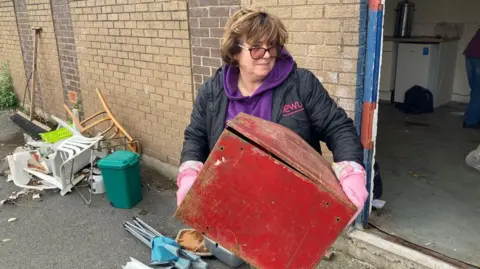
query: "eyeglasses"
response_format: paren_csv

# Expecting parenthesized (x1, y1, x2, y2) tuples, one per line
(238, 44, 283, 60)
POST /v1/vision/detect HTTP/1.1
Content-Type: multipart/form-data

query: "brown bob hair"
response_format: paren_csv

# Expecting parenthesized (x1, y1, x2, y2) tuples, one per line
(220, 6, 288, 65)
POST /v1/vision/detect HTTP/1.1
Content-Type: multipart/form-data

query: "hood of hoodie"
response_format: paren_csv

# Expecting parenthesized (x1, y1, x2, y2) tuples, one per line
(223, 48, 295, 100)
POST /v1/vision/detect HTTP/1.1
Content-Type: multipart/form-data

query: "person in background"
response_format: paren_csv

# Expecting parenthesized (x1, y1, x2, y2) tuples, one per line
(176, 7, 368, 225)
(463, 27, 480, 128)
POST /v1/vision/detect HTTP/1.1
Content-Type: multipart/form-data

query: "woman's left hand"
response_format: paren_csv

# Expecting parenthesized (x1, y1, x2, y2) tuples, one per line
(332, 161, 369, 226)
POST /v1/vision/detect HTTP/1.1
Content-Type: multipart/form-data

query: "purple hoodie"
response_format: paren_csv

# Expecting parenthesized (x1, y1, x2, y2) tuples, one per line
(223, 49, 294, 123)
(464, 28, 480, 58)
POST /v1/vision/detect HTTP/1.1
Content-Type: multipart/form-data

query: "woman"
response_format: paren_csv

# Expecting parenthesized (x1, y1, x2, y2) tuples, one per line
(177, 7, 368, 225)
(463, 28, 480, 128)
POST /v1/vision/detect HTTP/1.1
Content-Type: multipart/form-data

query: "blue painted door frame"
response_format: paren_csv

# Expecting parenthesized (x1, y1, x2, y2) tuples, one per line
(354, 0, 385, 228)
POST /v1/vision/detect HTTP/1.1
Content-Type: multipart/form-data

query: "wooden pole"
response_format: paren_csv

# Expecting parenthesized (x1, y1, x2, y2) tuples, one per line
(29, 27, 41, 120)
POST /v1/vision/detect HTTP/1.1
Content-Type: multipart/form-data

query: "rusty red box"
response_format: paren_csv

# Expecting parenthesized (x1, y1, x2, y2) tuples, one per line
(175, 113, 356, 269)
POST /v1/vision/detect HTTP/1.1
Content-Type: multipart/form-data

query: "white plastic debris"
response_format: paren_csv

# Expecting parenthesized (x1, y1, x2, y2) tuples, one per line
(1, 239, 11, 243)
(32, 194, 41, 200)
(90, 175, 106, 194)
(7, 153, 32, 186)
(122, 257, 152, 269)
(2, 146, 57, 194)
(372, 199, 386, 209)
(23, 133, 34, 144)
(466, 144, 480, 172)
(0, 189, 29, 206)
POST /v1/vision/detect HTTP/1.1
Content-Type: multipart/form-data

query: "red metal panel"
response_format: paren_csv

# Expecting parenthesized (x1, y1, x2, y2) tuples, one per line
(175, 113, 356, 269)
(227, 113, 349, 199)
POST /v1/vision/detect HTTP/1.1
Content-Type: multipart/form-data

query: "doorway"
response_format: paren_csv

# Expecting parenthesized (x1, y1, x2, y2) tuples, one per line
(369, 0, 480, 266)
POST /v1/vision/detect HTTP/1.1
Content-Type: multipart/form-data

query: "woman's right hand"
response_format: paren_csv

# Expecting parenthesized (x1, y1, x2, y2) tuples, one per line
(176, 161, 204, 206)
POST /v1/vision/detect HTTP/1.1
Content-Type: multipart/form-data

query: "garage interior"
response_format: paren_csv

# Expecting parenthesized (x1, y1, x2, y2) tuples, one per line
(370, 0, 480, 267)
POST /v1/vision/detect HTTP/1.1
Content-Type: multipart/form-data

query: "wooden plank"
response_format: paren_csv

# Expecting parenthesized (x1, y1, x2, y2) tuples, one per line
(29, 28, 40, 120)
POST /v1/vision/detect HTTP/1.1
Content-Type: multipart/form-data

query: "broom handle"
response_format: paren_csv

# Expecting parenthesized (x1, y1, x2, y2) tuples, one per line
(30, 29, 39, 120)
(22, 72, 32, 112)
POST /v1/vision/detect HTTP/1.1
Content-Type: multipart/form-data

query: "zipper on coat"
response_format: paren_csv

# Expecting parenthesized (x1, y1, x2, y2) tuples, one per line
(273, 78, 296, 123)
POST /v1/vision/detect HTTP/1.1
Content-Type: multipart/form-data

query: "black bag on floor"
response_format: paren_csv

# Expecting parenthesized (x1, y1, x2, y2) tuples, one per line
(402, 85, 434, 114)
(373, 161, 383, 200)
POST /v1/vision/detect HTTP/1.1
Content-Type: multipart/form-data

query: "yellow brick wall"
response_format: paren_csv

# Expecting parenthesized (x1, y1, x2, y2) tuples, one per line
(241, 0, 361, 117)
(0, 0, 63, 117)
(240, 0, 364, 161)
(189, 0, 240, 95)
(70, 0, 193, 165)
(0, 0, 27, 104)
(0, 0, 363, 167)
(27, 0, 65, 117)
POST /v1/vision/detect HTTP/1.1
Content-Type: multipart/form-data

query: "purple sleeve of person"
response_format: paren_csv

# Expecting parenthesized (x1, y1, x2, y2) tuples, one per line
(464, 28, 480, 58)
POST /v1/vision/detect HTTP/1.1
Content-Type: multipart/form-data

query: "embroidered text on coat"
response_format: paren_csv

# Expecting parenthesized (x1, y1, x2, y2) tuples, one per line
(282, 101, 304, 116)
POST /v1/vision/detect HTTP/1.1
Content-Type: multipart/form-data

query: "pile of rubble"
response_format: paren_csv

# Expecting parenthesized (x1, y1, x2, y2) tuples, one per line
(1, 89, 140, 204)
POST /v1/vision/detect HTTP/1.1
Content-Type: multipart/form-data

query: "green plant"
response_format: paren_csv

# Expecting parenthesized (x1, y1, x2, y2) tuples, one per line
(72, 100, 80, 110)
(0, 62, 18, 109)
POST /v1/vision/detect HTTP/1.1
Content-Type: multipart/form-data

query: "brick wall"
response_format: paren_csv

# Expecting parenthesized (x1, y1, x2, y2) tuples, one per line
(23, 0, 64, 117)
(0, 0, 365, 167)
(189, 0, 241, 94)
(0, 0, 27, 100)
(70, 0, 193, 166)
(190, 0, 366, 163)
(239, 0, 364, 118)
(12, 0, 31, 102)
(51, 0, 82, 110)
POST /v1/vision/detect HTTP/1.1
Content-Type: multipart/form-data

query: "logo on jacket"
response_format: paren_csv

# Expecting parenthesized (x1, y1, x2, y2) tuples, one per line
(282, 101, 304, 116)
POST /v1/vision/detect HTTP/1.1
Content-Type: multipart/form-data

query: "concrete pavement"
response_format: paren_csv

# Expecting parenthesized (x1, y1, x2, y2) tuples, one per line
(0, 110, 375, 269)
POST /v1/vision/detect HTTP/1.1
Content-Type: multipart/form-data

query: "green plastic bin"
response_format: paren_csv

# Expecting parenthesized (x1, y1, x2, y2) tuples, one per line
(98, 150, 142, 209)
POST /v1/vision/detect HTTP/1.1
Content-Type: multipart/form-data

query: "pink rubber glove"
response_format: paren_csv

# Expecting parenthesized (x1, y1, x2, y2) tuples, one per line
(332, 161, 368, 226)
(176, 161, 203, 206)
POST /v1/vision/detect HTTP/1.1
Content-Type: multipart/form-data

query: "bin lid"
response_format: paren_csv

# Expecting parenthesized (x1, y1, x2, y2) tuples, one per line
(98, 150, 140, 169)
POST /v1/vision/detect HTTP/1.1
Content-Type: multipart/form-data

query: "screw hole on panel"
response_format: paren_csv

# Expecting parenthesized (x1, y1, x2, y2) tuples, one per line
(336, 217, 340, 222)
(325, 202, 330, 207)
(220, 146, 224, 151)
(240, 147, 243, 151)
(206, 226, 210, 230)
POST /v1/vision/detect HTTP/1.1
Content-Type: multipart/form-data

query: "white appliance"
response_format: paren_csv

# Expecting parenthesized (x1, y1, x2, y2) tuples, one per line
(394, 43, 440, 106)
(90, 174, 105, 194)
(379, 41, 398, 101)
